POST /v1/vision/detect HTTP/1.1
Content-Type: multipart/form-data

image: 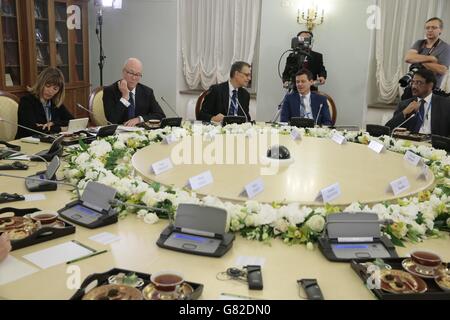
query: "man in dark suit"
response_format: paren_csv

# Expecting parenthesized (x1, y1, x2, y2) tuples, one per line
(280, 69, 332, 125)
(282, 31, 327, 92)
(386, 68, 450, 137)
(103, 58, 165, 127)
(198, 61, 251, 123)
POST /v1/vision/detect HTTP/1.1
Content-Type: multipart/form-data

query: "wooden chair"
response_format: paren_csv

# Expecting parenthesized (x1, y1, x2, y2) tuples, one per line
(0, 90, 20, 141)
(88, 86, 108, 126)
(195, 90, 210, 120)
(317, 91, 337, 126)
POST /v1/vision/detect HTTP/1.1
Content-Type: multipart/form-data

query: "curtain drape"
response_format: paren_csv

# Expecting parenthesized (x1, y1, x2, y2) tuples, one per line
(179, 0, 261, 89)
(375, 0, 450, 103)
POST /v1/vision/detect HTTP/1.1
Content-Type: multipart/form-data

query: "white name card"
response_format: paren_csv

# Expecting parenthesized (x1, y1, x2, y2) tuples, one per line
(188, 171, 213, 190)
(388, 176, 410, 196)
(242, 178, 264, 199)
(368, 140, 385, 154)
(331, 133, 347, 145)
(151, 158, 173, 175)
(290, 129, 302, 141)
(315, 183, 341, 203)
(163, 134, 178, 145)
(418, 164, 430, 181)
(404, 151, 422, 167)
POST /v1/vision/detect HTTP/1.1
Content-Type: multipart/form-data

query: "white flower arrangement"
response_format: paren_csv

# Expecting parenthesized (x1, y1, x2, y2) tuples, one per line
(63, 124, 450, 247)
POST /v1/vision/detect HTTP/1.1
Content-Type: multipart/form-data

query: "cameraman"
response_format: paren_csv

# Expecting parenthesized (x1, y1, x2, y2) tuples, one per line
(282, 31, 327, 92)
(401, 17, 450, 100)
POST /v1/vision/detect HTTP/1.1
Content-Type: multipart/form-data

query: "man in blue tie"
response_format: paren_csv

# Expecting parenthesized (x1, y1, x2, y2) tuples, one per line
(198, 61, 252, 123)
(280, 69, 332, 125)
(103, 58, 166, 127)
(386, 68, 450, 137)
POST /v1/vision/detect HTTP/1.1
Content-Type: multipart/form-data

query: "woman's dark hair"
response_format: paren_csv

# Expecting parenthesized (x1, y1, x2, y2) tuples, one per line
(28, 67, 65, 107)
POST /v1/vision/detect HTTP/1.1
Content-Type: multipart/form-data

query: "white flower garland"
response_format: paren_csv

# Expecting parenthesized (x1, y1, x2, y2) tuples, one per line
(64, 123, 450, 247)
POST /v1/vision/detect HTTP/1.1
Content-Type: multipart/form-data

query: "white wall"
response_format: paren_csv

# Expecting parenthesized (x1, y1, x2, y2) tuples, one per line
(88, 0, 177, 115)
(257, 0, 373, 126)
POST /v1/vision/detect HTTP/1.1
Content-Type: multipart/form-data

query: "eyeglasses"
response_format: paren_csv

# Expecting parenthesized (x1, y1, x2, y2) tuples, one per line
(125, 70, 143, 78)
(425, 26, 440, 30)
(238, 71, 251, 78)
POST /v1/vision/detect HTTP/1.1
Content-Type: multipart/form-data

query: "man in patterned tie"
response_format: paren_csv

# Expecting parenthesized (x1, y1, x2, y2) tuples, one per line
(198, 61, 252, 123)
(103, 58, 165, 127)
(386, 68, 450, 137)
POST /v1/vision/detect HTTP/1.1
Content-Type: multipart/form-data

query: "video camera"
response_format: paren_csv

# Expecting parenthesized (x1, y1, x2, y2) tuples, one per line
(291, 36, 312, 52)
(399, 63, 423, 88)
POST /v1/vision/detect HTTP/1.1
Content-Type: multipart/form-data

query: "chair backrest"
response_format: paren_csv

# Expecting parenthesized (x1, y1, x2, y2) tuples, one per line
(317, 91, 337, 126)
(0, 90, 19, 141)
(88, 86, 108, 126)
(195, 90, 209, 120)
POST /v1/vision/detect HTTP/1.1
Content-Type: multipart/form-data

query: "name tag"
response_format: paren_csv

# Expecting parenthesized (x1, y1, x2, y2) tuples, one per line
(315, 183, 341, 203)
(404, 151, 422, 167)
(368, 141, 385, 154)
(188, 171, 213, 190)
(331, 133, 347, 145)
(417, 164, 430, 181)
(290, 129, 302, 141)
(242, 178, 264, 199)
(388, 176, 410, 196)
(163, 134, 178, 145)
(151, 158, 173, 175)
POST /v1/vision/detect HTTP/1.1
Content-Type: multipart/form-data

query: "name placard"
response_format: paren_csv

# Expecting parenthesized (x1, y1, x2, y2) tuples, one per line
(188, 171, 213, 190)
(418, 164, 430, 181)
(242, 178, 264, 199)
(404, 151, 422, 167)
(331, 133, 347, 145)
(163, 134, 178, 145)
(290, 129, 302, 141)
(368, 141, 385, 154)
(388, 176, 410, 196)
(315, 183, 341, 203)
(151, 158, 173, 175)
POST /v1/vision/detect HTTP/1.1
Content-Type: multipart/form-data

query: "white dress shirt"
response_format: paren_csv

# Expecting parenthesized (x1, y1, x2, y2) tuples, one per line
(419, 93, 432, 134)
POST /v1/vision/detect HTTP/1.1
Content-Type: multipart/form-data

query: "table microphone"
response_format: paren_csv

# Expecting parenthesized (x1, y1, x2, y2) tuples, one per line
(315, 103, 324, 127)
(236, 99, 249, 123)
(75, 103, 114, 125)
(390, 114, 416, 138)
(0, 148, 48, 168)
(0, 117, 54, 139)
(160, 97, 181, 118)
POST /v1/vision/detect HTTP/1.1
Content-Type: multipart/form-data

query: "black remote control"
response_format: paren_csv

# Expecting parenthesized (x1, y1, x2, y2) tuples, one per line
(246, 265, 263, 290)
(298, 279, 324, 300)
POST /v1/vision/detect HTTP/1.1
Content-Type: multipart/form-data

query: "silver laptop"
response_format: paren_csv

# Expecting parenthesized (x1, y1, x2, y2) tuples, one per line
(67, 118, 89, 133)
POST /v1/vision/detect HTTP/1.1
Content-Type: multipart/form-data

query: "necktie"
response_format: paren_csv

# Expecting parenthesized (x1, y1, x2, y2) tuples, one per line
(299, 95, 306, 118)
(413, 99, 425, 133)
(128, 92, 135, 120)
(230, 90, 238, 116)
(43, 104, 51, 122)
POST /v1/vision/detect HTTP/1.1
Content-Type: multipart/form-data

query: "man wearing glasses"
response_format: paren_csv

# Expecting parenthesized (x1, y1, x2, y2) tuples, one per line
(103, 57, 165, 127)
(198, 61, 252, 123)
(402, 17, 450, 100)
(386, 68, 450, 137)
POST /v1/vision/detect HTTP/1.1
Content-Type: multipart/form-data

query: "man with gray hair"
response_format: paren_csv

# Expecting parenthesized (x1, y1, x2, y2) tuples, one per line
(103, 58, 165, 126)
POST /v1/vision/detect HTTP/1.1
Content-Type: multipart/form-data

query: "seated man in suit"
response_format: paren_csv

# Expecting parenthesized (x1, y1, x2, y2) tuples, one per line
(280, 69, 332, 125)
(385, 68, 450, 137)
(198, 61, 252, 123)
(103, 58, 165, 127)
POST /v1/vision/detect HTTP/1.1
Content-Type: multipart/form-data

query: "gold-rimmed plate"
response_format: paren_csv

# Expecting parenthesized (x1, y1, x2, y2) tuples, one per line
(0, 217, 26, 231)
(380, 269, 427, 294)
(82, 284, 143, 300)
(402, 258, 448, 279)
(142, 282, 194, 300)
(435, 273, 450, 292)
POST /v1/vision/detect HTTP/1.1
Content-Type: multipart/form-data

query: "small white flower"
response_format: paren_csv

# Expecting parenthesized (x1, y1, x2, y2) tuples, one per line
(306, 215, 325, 233)
(306, 242, 314, 251)
(143, 213, 159, 224)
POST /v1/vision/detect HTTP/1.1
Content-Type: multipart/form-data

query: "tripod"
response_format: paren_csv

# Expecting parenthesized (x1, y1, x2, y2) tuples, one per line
(96, 9, 106, 86)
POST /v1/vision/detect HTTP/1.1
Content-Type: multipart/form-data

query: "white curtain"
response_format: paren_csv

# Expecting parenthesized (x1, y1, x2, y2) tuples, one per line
(375, 0, 450, 103)
(179, 0, 261, 89)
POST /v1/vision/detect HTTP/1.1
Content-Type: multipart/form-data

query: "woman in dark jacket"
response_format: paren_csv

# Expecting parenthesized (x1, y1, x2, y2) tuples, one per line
(15, 67, 73, 139)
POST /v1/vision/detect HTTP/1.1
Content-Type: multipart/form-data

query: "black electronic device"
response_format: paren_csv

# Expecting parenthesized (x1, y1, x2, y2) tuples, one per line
(58, 181, 118, 229)
(222, 116, 247, 126)
(0, 193, 25, 204)
(96, 124, 118, 138)
(25, 156, 60, 192)
(0, 140, 20, 151)
(246, 265, 263, 290)
(318, 213, 398, 262)
(432, 135, 450, 153)
(160, 117, 183, 128)
(366, 124, 391, 137)
(31, 135, 64, 162)
(289, 117, 315, 128)
(157, 203, 235, 257)
(267, 145, 291, 160)
(0, 161, 28, 170)
(0, 149, 19, 160)
(298, 279, 324, 300)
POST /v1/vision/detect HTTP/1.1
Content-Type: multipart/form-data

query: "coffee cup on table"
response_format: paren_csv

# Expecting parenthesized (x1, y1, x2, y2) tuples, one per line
(410, 251, 442, 275)
(30, 211, 59, 225)
(150, 270, 184, 295)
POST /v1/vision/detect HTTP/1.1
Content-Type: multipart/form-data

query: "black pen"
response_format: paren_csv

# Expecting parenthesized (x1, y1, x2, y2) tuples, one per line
(66, 249, 108, 264)
(71, 240, 96, 253)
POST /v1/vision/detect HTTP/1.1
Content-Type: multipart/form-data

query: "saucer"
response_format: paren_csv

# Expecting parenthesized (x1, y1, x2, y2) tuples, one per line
(402, 258, 447, 279)
(82, 284, 143, 300)
(108, 273, 145, 288)
(380, 269, 427, 294)
(142, 282, 194, 300)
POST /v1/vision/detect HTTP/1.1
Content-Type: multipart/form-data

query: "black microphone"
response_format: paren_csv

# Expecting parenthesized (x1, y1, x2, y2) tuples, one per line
(390, 114, 416, 138)
(0, 117, 54, 139)
(315, 103, 324, 126)
(75, 103, 113, 125)
(160, 97, 180, 118)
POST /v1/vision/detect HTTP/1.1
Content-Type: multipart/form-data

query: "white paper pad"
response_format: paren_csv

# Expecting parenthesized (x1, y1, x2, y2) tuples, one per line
(89, 232, 121, 245)
(23, 241, 94, 269)
(0, 256, 39, 285)
(235, 256, 266, 268)
(24, 194, 46, 202)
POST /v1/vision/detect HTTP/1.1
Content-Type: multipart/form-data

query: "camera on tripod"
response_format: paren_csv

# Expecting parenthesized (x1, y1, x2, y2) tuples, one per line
(399, 63, 423, 88)
(291, 36, 312, 52)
